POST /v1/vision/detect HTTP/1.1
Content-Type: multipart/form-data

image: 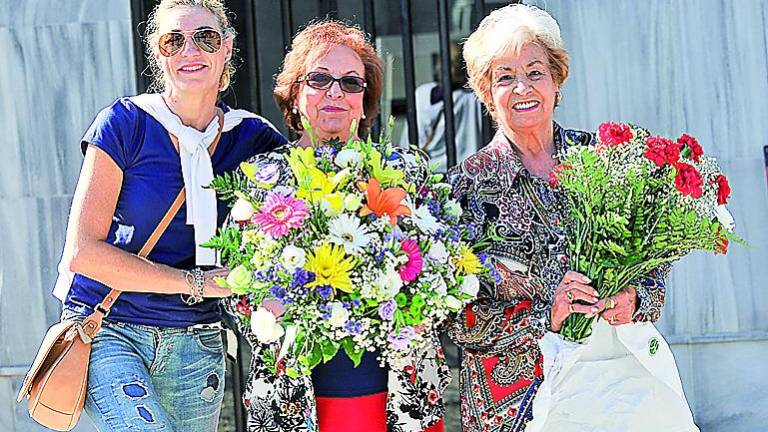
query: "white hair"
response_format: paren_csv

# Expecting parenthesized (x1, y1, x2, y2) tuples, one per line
(463, 3, 568, 116)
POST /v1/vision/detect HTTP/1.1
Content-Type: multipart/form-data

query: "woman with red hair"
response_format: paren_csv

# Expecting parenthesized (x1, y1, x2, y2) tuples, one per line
(230, 20, 447, 432)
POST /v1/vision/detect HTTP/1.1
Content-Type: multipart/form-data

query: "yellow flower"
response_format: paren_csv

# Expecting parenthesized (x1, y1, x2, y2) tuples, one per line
(287, 146, 317, 179)
(454, 246, 483, 275)
(295, 167, 349, 205)
(306, 243, 356, 293)
(366, 148, 404, 187)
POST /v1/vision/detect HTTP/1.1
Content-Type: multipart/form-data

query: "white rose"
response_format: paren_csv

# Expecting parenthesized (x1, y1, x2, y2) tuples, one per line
(459, 274, 480, 297)
(428, 241, 449, 263)
(250, 307, 285, 344)
(377, 266, 404, 298)
(444, 295, 463, 312)
(715, 205, 735, 232)
(280, 246, 306, 271)
(328, 302, 351, 328)
(231, 199, 256, 221)
(335, 149, 363, 168)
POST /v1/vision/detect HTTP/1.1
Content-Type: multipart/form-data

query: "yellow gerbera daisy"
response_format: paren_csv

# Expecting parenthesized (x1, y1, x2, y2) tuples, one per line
(454, 246, 483, 275)
(306, 243, 356, 293)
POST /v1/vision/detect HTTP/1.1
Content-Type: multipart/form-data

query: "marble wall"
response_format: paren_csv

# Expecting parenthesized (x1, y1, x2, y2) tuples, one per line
(528, 0, 768, 430)
(0, 0, 134, 430)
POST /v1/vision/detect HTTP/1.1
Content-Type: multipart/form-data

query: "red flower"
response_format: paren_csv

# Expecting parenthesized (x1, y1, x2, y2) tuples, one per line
(715, 174, 731, 205)
(548, 164, 571, 188)
(677, 134, 703, 162)
(674, 162, 704, 198)
(427, 388, 439, 405)
(715, 227, 729, 254)
(644, 136, 681, 167)
(598, 122, 634, 146)
(236, 298, 252, 318)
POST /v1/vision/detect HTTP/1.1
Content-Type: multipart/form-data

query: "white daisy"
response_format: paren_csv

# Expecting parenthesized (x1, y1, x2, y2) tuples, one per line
(411, 205, 444, 234)
(328, 214, 374, 254)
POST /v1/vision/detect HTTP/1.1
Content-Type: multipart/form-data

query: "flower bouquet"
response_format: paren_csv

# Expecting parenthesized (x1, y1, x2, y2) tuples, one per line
(550, 122, 744, 342)
(205, 120, 493, 376)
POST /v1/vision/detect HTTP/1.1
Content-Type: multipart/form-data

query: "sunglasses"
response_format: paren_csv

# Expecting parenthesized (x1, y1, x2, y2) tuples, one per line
(298, 72, 367, 93)
(158, 29, 223, 57)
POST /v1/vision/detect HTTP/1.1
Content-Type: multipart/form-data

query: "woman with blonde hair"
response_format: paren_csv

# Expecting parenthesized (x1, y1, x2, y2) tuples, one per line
(232, 20, 447, 432)
(53, 0, 285, 430)
(448, 4, 691, 431)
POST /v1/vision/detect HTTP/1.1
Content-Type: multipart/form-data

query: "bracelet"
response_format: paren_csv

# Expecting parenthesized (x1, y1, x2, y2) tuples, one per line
(182, 267, 205, 306)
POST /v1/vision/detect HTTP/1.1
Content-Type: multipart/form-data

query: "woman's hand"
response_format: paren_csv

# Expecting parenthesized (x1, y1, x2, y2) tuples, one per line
(202, 267, 233, 298)
(550, 271, 601, 332)
(599, 286, 637, 326)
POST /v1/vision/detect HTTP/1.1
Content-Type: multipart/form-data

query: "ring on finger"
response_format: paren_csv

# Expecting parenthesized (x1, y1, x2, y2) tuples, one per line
(566, 290, 574, 302)
(608, 315, 617, 324)
(605, 298, 616, 310)
(568, 304, 575, 314)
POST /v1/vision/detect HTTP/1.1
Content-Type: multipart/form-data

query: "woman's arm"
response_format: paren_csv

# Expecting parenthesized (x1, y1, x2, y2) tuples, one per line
(64, 145, 230, 297)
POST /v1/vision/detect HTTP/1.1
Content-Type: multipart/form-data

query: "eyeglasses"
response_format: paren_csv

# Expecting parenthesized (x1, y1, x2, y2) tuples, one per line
(297, 72, 367, 93)
(158, 29, 223, 57)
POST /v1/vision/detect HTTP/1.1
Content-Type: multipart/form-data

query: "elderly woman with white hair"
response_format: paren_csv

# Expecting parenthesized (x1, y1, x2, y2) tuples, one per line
(447, 4, 694, 432)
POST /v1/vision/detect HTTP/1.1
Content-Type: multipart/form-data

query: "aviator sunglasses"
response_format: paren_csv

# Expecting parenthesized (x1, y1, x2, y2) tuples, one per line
(297, 71, 367, 93)
(158, 28, 223, 57)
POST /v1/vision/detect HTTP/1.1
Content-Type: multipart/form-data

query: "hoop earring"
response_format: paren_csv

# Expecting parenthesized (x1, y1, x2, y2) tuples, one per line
(291, 107, 299, 115)
(555, 91, 562, 107)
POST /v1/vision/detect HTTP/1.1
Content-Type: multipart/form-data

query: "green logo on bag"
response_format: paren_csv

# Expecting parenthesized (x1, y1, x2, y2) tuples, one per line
(649, 337, 660, 356)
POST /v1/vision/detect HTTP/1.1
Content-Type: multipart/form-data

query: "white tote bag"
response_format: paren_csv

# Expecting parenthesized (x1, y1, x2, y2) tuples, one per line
(528, 319, 699, 432)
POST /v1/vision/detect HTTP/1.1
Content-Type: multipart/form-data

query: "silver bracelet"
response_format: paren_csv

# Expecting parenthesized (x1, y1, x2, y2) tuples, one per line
(182, 267, 205, 306)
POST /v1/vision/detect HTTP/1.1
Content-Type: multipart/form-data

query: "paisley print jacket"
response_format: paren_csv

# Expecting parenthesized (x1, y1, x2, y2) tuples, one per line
(446, 123, 668, 432)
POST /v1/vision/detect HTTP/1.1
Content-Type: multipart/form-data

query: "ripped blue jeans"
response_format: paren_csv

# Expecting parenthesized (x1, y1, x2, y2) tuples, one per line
(63, 309, 226, 431)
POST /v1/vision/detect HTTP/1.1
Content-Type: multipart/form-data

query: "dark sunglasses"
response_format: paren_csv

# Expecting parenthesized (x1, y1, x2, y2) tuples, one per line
(298, 72, 367, 93)
(158, 29, 223, 57)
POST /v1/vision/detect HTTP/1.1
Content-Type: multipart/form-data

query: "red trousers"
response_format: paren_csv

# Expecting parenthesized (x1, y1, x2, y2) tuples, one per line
(316, 393, 445, 432)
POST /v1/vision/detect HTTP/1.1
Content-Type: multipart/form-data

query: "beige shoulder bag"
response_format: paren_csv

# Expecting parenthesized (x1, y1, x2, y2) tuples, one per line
(16, 112, 223, 431)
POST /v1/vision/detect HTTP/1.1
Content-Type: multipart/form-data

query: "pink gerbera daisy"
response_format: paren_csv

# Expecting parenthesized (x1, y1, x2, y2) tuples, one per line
(252, 192, 308, 238)
(399, 238, 423, 283)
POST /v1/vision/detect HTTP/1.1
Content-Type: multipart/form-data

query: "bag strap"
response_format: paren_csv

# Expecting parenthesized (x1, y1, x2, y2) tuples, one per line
(80, 110, 225, 338)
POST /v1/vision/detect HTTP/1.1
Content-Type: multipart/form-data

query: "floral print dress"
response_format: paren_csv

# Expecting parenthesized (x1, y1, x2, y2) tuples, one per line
(447, 123, 668, 432)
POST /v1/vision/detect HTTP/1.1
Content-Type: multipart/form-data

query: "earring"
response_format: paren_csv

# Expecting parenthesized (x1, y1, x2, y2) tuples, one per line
(291, 107, 299, 115)
(361, 113, 366, 120)
(555, 91, 562, 106)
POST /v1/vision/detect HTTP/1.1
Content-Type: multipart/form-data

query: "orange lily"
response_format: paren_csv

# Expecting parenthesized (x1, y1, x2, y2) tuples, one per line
(359, 178, 411, 225)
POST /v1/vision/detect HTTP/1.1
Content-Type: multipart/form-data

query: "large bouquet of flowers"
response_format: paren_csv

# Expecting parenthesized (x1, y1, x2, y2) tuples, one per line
(206, 120, 493, 376)
(550, 122, 744, 342)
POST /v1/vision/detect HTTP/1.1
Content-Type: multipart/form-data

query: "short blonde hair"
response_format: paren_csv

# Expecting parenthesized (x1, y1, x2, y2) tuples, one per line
(464, 4, 569, 117)
(273, 20, 384, 138)
(145, 0, 237, 93)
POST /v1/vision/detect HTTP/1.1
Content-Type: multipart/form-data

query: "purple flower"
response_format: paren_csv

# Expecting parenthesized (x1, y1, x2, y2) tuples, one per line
(352, 299, 361, 308)
(378, 300, 397, 321)
(427, 199, 441, 217)
(269, 285, 286, 300)
(254, 163, 280, 185)
(291, 268, 315, 288)
(388, 327, 416, 351)
(344, 320, 363, 335)
(315, 146, 338, 159)
(316, 285, 333, 300)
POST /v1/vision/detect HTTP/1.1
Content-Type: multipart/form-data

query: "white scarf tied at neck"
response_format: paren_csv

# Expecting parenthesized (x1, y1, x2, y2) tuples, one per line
(129, 93, 258, 265)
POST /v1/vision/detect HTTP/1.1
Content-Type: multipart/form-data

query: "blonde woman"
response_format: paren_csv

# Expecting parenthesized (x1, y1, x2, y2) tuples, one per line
(54, 1, 285, 430)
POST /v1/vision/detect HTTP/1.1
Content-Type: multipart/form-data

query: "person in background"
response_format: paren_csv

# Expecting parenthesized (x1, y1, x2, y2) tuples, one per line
(399, 40, 484, 172)
(53, 1, 285, 430)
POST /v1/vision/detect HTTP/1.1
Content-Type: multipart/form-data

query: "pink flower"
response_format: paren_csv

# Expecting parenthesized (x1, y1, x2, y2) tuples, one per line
(398, 239, 423, 283)
(252, 192, 308, 238)
(598, 122, 633, 146)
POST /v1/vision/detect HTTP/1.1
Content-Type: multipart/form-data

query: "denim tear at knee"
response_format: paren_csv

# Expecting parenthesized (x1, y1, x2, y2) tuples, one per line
(200, 372, 220, 402)
(122, 382, 149, 400)
(136, 405, 155, 423)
